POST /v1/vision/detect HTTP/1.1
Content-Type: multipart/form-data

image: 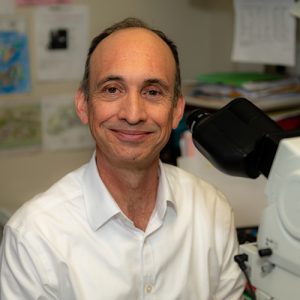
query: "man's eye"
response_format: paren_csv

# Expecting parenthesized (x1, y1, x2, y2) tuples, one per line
(100, 85, 123, 99)
(106, 87, 118, 94)
(143, 88, 162, 99)
(148, 90, 159, 96)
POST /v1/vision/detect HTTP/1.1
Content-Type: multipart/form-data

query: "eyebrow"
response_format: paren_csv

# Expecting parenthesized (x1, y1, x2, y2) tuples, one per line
(94, 75, 170, 92)
(95, 75, 124, 89)
(143, 78, 170, 91)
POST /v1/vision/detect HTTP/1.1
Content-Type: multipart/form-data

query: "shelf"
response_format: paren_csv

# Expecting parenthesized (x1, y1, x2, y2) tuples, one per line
(185, 94, 300, 112)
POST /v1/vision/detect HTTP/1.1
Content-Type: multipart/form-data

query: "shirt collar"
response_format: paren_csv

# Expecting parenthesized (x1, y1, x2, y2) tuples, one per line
(83, 153, 176, 231)
(155, 161, 177, 220)
(83, 153, 120, 231)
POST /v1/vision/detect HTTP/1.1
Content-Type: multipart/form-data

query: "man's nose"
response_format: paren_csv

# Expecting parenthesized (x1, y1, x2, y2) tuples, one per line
(118, 91, 147, 124)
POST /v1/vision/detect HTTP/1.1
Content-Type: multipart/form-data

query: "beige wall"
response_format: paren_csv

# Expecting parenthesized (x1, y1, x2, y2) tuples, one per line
(0, 0, 236, 213)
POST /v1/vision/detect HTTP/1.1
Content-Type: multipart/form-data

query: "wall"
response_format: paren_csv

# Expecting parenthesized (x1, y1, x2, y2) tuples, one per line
(0, 0, 236, 213)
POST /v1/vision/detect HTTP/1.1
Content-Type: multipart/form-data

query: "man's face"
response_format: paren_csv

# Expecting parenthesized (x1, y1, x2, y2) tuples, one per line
(76, 28, 184, 169)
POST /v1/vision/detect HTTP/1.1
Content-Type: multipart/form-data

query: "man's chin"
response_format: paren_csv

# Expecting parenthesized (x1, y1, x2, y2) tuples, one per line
(96, 145, 160, 169)
(112, 152, 159, 170)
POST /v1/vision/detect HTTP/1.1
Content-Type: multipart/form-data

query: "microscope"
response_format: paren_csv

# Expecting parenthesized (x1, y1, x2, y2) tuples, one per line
(187, 98, 300, 300)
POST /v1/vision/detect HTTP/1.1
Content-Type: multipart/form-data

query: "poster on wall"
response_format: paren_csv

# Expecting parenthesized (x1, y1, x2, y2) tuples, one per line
(0, 99, 41, 151)
(0, 16, 31, 94)
(232, 0, 296, 66)
(35, 5, 89, 81)
(41, 95, 94, 151)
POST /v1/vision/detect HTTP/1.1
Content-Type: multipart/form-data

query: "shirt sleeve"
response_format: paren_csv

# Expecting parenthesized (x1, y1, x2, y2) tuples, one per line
(0, 225, 58, 300)
(214, 206, 246, 300)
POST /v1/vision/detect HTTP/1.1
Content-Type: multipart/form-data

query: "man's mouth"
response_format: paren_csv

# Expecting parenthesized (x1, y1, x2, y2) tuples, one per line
(111, 129, 152, 142)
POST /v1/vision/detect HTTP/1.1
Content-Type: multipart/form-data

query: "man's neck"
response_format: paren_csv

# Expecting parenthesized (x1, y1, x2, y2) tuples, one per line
(96, 156, 160, 231)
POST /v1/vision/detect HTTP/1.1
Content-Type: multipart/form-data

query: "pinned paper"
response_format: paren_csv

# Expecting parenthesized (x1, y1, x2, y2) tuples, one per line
(232, 0, 296, 66)
(41, 95, 94, 151)
(35, 5, 89, 81)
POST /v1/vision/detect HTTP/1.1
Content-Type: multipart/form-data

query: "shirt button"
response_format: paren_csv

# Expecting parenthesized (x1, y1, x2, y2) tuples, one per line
(145, 284, 152, 293)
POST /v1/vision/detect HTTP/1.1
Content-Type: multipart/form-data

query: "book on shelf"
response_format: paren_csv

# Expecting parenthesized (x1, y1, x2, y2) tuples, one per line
(184, 72, 300, 112)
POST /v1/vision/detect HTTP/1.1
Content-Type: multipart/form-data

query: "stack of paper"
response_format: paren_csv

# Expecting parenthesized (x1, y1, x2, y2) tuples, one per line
(190, 72, 300, 108)
(187, 72, 300, 130)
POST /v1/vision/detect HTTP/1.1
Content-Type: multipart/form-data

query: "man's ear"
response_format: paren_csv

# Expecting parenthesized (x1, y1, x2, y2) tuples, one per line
(74, 89, 89, 124)
(172, 95, 185, 129)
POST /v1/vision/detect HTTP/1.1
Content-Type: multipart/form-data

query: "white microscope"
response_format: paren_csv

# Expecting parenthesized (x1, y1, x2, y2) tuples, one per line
(187, 98, 300, 300)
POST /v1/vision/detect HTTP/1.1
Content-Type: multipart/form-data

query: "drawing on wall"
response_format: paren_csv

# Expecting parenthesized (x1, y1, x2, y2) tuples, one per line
(0, 17, 30, 94)
(41, 95, 94, 151)
(0, 99, 41, 151)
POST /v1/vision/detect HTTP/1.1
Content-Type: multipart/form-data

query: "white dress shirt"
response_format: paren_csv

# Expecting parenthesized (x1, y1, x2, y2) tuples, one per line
(0, 154, 245, 299)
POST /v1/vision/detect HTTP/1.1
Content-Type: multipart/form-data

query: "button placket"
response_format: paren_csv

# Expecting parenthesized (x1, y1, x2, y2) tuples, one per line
(145, 283, 153, 295)
(142, 237, 155, 297)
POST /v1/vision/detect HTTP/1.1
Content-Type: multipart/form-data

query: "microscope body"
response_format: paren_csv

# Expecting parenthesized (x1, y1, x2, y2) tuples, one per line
(187, 98, 300, 300)
(241, 137, 300, 300)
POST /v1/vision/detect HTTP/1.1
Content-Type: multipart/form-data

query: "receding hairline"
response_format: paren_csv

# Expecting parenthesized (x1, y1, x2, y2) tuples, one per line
(89, 27, 177, 68)
(80, 17, 182, 102)
(98, 26, 170, 42)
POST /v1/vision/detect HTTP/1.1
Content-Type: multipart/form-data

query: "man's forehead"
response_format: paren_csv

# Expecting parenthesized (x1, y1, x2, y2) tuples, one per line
(91, 27, 173, 63)
(88, 27, 177, 90)
(98, 27, 162, 46)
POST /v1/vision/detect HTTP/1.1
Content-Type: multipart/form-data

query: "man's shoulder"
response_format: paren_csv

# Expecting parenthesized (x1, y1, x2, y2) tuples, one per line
(162, 162, 216, 191)
(7, 163, 87, 234)
(162, 162, 230, 211)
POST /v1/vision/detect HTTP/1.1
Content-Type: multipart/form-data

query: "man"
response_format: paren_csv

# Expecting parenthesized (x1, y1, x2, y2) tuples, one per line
(0, 18, 245, 299)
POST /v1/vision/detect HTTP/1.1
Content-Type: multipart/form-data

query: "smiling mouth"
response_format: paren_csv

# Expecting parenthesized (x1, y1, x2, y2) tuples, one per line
(111, 129, 152, 142)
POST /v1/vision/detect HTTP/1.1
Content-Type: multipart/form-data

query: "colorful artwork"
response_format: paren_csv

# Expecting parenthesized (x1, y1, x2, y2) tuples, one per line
(42, 95, 94, 150)
(0, 31, 30, 94)
(0, 100, 41, 150)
